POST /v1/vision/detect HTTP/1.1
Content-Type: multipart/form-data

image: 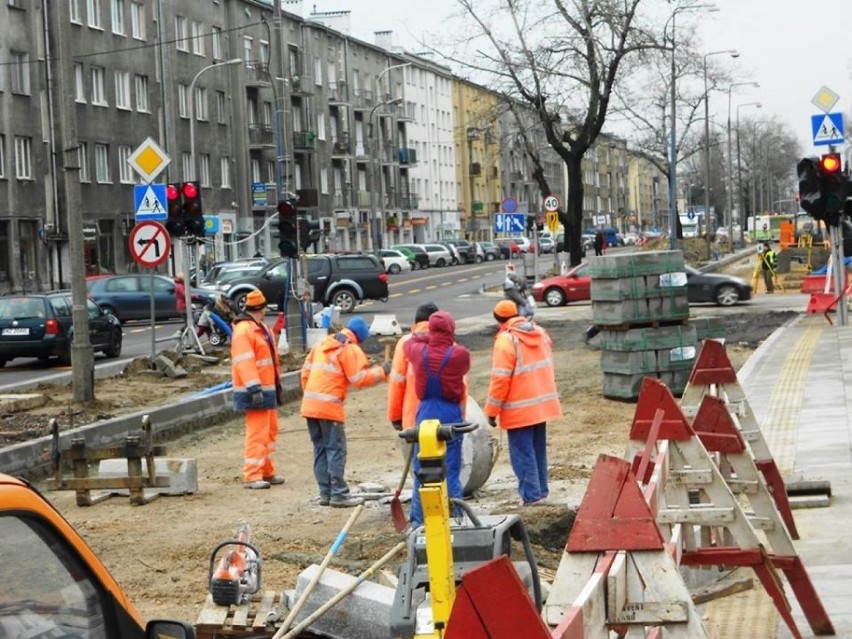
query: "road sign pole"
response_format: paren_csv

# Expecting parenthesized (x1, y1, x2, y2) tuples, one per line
(149, 271, 156, 358)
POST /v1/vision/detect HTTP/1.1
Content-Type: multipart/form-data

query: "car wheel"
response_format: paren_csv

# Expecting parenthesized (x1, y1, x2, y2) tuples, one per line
(104, 329, 123, 358)
(330, 288, 357, 314)
(544, 287, 566, 307)
(714, 284, 740, 307)
(485, 253, 496, 261)
(388, 263, 402, 275)
(233, 292, 248, 313)
(475, 255, 484, 264)
(0, 358, 6, 368)
(412, 261, 420, 270)
(436, 258, 446, 267)
(209, 331, 224, 346)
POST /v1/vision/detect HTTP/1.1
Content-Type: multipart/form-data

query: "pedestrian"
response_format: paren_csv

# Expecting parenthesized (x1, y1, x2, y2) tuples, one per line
(761, 242, 776, 294)
(503, 263, 534, 319)
(484, 300, 562, 506)
(230, 289, 285, 490)
(173, 274, 188, 336)
(387, 303, 440, 433)
(301, 316, 391, 507)
(593, 231, 605, 256)
(403, 310, 470, 527)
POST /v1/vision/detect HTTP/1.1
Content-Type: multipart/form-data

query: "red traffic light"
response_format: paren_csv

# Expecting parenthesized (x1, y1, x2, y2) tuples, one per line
(277, 200, 296, 218)
(820, 154, 841, 174)
(166, 184, 180, 202)
(182, 181, 199, 199)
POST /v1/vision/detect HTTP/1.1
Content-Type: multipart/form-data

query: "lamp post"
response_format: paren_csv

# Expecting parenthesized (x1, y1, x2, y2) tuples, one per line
(736, 101, 761, 245)
(725, 81, 759, 252)
(369, 97, 403, 250)
(666, 3, 718, 250)
(703, 49, 738, 253)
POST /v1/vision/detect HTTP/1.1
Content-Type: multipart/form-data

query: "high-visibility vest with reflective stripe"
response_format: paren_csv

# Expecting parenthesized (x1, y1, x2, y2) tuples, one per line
(484, 319, 562, 429)
(231, 316, 280, 411)
(387, 322, 428, 430)
(300, 329, 386, 423)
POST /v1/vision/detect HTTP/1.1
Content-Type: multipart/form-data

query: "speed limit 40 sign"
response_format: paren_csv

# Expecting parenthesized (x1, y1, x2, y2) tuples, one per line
(544, 194, 560, 212)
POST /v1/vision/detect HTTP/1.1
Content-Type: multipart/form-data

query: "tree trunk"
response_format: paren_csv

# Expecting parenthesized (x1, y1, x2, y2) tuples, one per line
(564, 156, 584, 267)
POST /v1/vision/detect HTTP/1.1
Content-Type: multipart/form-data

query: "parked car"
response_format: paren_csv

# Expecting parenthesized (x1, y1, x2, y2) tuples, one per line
(530, 264, 592, 307)
(538, 237, 555, 254)
(441, 239, 482, 263)
(86, 274, 187, 322)
(478, 241, 502, 261)
(377, 249, 412, 275)
(390, 245, 419, 270)
(198, 265, 266, 292)
(554, 233, 588, 257)
(496, 239, 522, 258)
(420, 244, 454, 267)
(507, 237, 532, 253)
(623, 232, 639, 246)
(202, 258, 269, 284)
(0, 291, 122, 367)
(225, 254, 389, 314)
(685, 266, 751, 306)
(391, 244, 430, 270)
(436, 242, 463, 265)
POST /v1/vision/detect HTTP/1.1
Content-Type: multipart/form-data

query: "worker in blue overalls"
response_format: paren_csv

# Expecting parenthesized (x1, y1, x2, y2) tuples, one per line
(403, 311, 471, 527)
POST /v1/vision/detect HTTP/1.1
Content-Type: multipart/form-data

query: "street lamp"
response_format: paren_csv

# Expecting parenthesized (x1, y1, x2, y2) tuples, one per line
(703, 49, 738, 251)
(369, 97, 404, 250)
(736, 101, 761, 245)
(667, 3, 718, 249)
(726, 81, 759, 252)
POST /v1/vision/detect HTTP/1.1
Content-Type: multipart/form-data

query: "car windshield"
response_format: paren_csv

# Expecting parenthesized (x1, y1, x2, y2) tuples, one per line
(0, 298, 44, 320)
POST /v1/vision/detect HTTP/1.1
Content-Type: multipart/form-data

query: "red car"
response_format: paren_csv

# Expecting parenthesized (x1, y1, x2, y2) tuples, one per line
(530, 264, 591, 307)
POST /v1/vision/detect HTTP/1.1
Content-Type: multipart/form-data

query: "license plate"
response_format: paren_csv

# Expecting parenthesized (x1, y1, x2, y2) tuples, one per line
(2, 328, 29, 336)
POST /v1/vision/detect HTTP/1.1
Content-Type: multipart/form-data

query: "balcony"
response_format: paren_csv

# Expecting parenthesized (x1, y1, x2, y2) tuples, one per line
(328, 81, 349, 103)
(293, 131, 317, 151)
(510, 170, 524, 181)
(290, 74, 313, 95)
(354, 142, 370, 159)
(332, 190, 353, 208)
(357, 190, 371, 207)
(296, 189, 319, 207)
(381, 144, 397, 163)
(398, 148, 417, 166)
(353, 89, 374, 110)
(397, 102, 416, 121)
(247, 124, 275, 148)
(400, 192, 419, 209)
(383, 188, 397, 209)
(331, 133, 351, 156)
(245, 61, 271, 86)
(470, 162, 482, 176)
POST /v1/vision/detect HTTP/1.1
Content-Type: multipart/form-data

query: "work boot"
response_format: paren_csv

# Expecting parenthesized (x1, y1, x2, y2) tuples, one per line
(263, 475, 286, 485)
(329, 495, 364, 508)
(318, 496, 330, 506)
(243, 480, 271, 490)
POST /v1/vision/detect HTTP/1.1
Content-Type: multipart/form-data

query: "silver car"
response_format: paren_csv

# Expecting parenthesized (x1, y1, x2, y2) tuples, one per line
(420, 244, 454, 267)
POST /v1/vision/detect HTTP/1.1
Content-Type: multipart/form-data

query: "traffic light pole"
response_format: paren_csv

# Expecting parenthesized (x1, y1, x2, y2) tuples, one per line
(829, 224, 848, 326)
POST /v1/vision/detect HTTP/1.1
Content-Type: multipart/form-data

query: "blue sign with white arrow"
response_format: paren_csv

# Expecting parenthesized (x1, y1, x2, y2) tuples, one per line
(134, 184, 167, 221)
(494, 213, 525, 234)
(811, 112, 845, 146)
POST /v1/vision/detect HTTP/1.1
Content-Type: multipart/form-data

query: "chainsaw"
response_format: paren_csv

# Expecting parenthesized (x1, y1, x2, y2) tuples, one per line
(208, 521, 262, 606)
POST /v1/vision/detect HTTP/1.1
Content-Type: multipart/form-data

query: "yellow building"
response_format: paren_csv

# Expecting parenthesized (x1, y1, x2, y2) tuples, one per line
(452, 78, 502, 240)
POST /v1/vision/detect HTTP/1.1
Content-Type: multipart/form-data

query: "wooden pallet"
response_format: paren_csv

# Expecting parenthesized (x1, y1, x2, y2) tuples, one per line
(195, 591, 285, 639)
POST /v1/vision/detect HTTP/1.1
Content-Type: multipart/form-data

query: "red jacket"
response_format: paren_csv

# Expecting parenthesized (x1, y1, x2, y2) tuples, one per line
(175, 280, 187, 312)
(404, 311, 470, 403)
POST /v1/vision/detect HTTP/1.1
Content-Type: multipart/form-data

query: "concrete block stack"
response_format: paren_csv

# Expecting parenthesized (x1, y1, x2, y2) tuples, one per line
(589, 251, 697, 400)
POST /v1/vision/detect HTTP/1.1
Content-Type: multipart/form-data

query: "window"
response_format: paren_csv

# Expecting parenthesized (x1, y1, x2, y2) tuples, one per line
(266, 160, 275, 183)
(130, 1, 144, 39)
(194, 86, 208, 121)
(0, 134, 5, 178)
(14, 136, 32, 179)
(200, 154, 210, 187)
(174, 15, 187, 51)
(191, 21, 204, 56)
(262, 101, 272, 126)
(69, 0, 81, 23)
(111, 0, 124, 34)
(327, 61, 336, 86)
(353, 70, 360, 96)
(118, 144, 133, 183)
(87, 0, 101, 28)
(74, 63, 86, 102)
(11, 52, 30, 95)
(91, 66, 106, 105)
(78, 142, 89, 182)
(314, 57, 322, 86)
(243, 36, 253, 65)
(178, 83, 188, 118)
(181, 152, 192, 181)
(220, 156, 230, 188)
(211, 25, 222, 59)
(250, 159, 260, 183)
(320, 168, 328, 194)
(94, 143, 109, 182)
(135, 74, 149, 112)
(114, 70, 130, 109)
(216, 90, 226, 123)
(259, 40, 269, 65)
(316, 113, 325, 141)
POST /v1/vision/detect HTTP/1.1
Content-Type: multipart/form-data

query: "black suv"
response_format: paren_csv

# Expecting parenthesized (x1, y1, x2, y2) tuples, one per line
(0, 291, 122, 367)
(225, 254, 389, 314)
(442, 239, 481, 264)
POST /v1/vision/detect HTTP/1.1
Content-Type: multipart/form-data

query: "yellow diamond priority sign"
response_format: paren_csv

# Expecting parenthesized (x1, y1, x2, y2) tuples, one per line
(127, 137, 171, 184)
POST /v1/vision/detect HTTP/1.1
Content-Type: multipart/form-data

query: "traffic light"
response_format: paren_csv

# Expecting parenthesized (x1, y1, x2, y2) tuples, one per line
(277, 200, 297, 258)
(819, 153, 846, 224)
(182, 181, 204, 237)
(526, 215, 535, 232)
(165, 183, 186, 236)
(297, 216, 322, 251)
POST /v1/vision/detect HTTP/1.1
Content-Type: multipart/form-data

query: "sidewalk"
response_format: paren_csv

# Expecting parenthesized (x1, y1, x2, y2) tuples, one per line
(738, 313, 852, 638)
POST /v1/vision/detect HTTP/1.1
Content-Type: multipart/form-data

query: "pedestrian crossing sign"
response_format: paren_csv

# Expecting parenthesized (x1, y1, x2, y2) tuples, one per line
(811, 112, 845, 146)
(134, 184, 168, 221)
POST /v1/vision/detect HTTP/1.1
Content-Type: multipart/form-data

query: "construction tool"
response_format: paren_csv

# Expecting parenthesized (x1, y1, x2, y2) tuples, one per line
(275, 504, 364, 637)
(390, 444, 415, 532)
(208, 521, 262, 606)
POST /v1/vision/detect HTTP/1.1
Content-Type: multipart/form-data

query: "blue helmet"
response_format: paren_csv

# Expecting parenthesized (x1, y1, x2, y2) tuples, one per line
(346, 316, 370, 343)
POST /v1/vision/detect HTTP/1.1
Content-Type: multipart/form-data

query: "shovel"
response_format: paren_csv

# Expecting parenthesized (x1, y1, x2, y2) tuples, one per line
(390, 443, 415, 532)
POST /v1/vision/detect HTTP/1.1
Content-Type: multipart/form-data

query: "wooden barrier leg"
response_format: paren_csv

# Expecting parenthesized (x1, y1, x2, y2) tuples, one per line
(127, 451, 144, 506)
(71, 440, 92, 507)
(752, 561, 803, 639)
(783, 557, 836, 636)
(755, 459, 799, 540)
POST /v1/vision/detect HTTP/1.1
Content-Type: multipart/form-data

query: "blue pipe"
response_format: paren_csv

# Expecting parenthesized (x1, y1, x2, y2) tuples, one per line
(186, 380, 233, 400)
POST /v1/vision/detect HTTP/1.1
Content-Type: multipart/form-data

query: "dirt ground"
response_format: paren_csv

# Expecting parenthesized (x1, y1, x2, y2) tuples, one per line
(22, 303, 797, 628)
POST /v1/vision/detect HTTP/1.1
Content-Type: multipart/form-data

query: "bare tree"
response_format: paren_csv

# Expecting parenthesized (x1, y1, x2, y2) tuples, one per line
(446, 0, 661, 265)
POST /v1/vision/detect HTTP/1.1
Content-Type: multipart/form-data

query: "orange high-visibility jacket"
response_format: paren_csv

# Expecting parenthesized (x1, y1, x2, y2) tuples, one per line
(231, 315, 280, 411)
(484, 317, 562, 429)
(386, 321, 429, 429)
(300, 328, 386, 423)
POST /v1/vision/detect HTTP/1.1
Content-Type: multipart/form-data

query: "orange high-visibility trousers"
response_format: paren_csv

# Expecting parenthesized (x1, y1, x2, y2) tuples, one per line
(242, 408, 279, 482)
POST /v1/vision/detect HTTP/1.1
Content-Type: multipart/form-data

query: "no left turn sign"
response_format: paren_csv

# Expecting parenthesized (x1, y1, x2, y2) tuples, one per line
(129, 220, 171, 268)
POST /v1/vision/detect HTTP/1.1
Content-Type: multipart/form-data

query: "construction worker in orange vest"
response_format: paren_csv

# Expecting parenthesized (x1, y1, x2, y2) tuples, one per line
(231, 289, 284, 490)
(387, 302, 440, 432)
(484, 300, 562, 506)
(301, 316, 390, 507)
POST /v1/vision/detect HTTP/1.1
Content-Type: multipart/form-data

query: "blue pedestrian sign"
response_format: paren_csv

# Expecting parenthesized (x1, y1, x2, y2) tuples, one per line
(134, 184, 167, 221)
(203, 215, 220, 234)
(494, 213, 525, 234)
(811, 112, 845, 146)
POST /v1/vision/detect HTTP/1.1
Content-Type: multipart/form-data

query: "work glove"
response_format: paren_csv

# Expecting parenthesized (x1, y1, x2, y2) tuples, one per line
(488, 416, 498, 428)
(391, 420, 403, 432)
(381, 360, 392, 376)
